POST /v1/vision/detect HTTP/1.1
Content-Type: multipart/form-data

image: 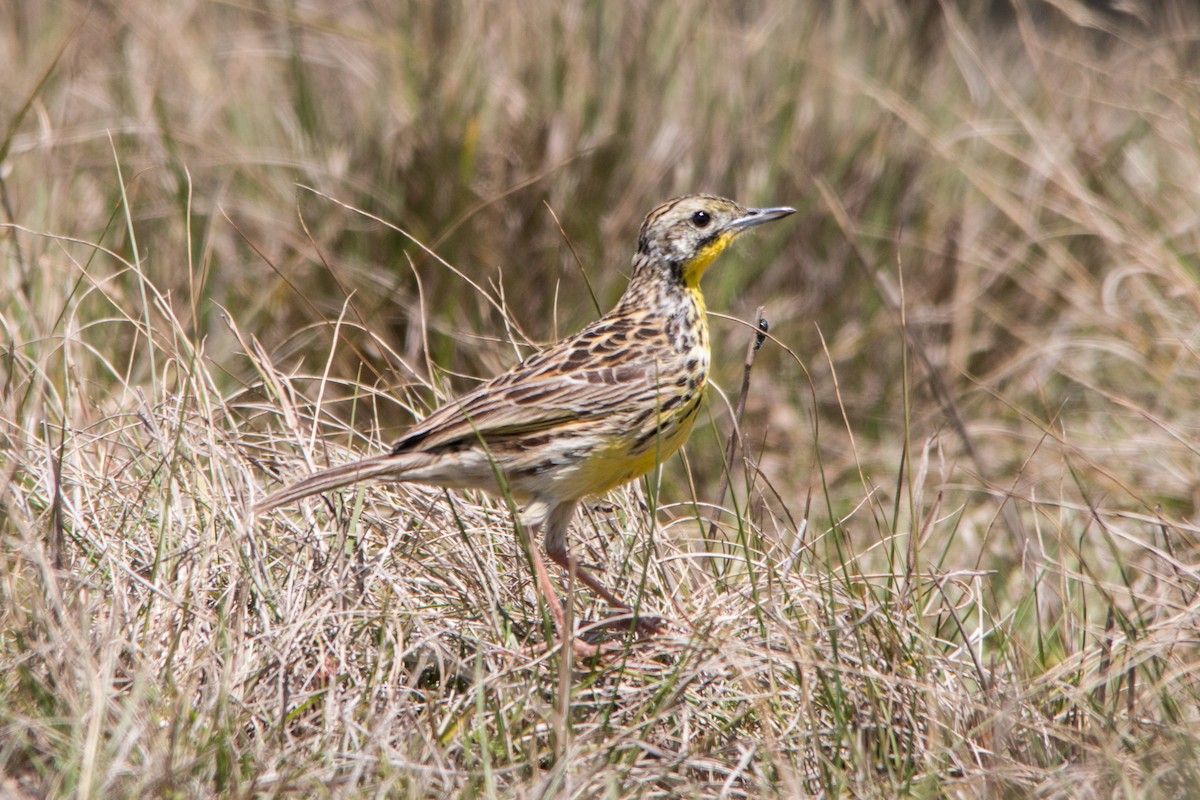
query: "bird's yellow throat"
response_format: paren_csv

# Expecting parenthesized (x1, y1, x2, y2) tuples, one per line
(682, 230, 737, 289)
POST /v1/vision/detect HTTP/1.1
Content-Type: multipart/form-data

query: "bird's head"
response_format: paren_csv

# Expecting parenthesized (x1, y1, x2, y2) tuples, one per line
(636, 194, 795, 289)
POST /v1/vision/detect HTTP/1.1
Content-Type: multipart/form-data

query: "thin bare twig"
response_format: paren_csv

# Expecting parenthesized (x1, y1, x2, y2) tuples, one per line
(708, 307, 769, 540)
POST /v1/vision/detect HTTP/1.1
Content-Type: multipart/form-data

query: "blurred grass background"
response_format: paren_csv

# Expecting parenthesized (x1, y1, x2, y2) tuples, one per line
(4, 0, 1200, 797)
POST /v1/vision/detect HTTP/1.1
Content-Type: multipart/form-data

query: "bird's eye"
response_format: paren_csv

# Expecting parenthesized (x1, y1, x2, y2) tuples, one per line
(691, 210, 711, 228)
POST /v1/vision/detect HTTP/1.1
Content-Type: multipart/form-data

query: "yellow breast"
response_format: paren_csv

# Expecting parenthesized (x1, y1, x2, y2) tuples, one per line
(560, 390, 704, 499)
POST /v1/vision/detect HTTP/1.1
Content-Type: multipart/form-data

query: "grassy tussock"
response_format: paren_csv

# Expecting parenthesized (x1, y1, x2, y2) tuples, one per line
(3, 1, 1200, 797)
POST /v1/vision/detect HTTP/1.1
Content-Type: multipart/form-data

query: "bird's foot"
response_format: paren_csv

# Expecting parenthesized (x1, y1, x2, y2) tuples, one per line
(524, 616, 667, 661)
(524, 633, 622, 660)
(591, 612, 667, 638)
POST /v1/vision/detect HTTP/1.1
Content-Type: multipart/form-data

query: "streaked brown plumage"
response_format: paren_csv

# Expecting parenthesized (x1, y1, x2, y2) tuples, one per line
(256, 194, 794, 653)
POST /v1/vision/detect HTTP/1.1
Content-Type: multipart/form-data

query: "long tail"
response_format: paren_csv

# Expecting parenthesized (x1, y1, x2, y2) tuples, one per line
(255, 454, 412, 514)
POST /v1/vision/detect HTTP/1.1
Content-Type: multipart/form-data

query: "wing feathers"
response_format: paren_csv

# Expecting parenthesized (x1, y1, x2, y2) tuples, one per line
(390, 360, 666, 455)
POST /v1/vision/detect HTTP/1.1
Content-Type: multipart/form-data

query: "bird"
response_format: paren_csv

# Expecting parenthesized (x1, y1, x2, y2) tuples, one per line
(256, 194, 795, 655)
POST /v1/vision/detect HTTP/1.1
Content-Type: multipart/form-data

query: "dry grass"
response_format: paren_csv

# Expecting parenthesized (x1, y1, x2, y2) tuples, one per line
(3, 1, 1200, 797)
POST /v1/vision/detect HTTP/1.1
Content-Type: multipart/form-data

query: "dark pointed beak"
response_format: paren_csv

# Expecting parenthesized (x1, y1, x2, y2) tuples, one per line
(726, 205, 796, 233)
